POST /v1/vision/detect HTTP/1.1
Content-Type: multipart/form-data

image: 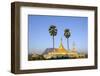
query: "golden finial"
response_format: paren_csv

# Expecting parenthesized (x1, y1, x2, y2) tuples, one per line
(61, 37, 62, 43)
(59, 37, 64, 49)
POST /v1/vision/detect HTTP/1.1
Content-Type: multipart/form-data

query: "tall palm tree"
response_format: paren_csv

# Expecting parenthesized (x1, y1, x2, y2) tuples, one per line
(49, 25, 57, 49)
(64, 29, 71, 50)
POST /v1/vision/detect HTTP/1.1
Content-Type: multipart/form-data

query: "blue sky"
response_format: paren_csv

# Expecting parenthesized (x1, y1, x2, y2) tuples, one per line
(28, 15, 88, 54)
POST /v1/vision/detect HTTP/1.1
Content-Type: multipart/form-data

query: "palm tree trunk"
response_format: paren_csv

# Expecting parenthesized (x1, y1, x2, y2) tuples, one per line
(67, 38, 69, 50)
(53, 36, 54, 49)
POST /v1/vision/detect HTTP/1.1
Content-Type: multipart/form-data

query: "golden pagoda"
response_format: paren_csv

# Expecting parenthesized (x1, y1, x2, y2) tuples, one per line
(43, 38, 86, 59)
(55, 38, 68, 54)
(43, 38, 68, 59)
(31, 39, 87, 60)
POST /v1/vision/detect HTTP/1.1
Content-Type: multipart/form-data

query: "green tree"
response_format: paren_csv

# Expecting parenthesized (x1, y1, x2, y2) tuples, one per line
(64, 29, 71, 50)
(49, 25, 57, 49)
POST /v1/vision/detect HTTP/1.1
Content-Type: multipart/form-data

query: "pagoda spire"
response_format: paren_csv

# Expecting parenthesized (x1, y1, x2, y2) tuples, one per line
(72, 42, 77, 51)
(73, 42, 75, 48)
(59, 38, 64, 49)
(61, 38, 62, 43)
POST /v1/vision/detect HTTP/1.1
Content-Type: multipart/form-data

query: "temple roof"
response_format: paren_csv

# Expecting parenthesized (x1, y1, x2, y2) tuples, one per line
(43, 38, 68, 55)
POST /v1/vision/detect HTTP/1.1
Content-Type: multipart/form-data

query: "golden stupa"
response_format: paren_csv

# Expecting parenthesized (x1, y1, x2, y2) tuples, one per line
(43, 38, 68, 59)
(53, 38, 68, 54)
(43, 38, 86, 59)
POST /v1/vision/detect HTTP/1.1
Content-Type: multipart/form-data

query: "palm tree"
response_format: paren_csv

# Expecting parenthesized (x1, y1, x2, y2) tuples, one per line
(49, 25, 57, 49)
(64, 29, 71, 50)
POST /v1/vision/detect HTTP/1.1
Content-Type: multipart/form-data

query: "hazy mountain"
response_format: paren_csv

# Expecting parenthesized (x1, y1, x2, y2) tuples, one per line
(42, 48, 55, 55)
(29, 48, 44, 55)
